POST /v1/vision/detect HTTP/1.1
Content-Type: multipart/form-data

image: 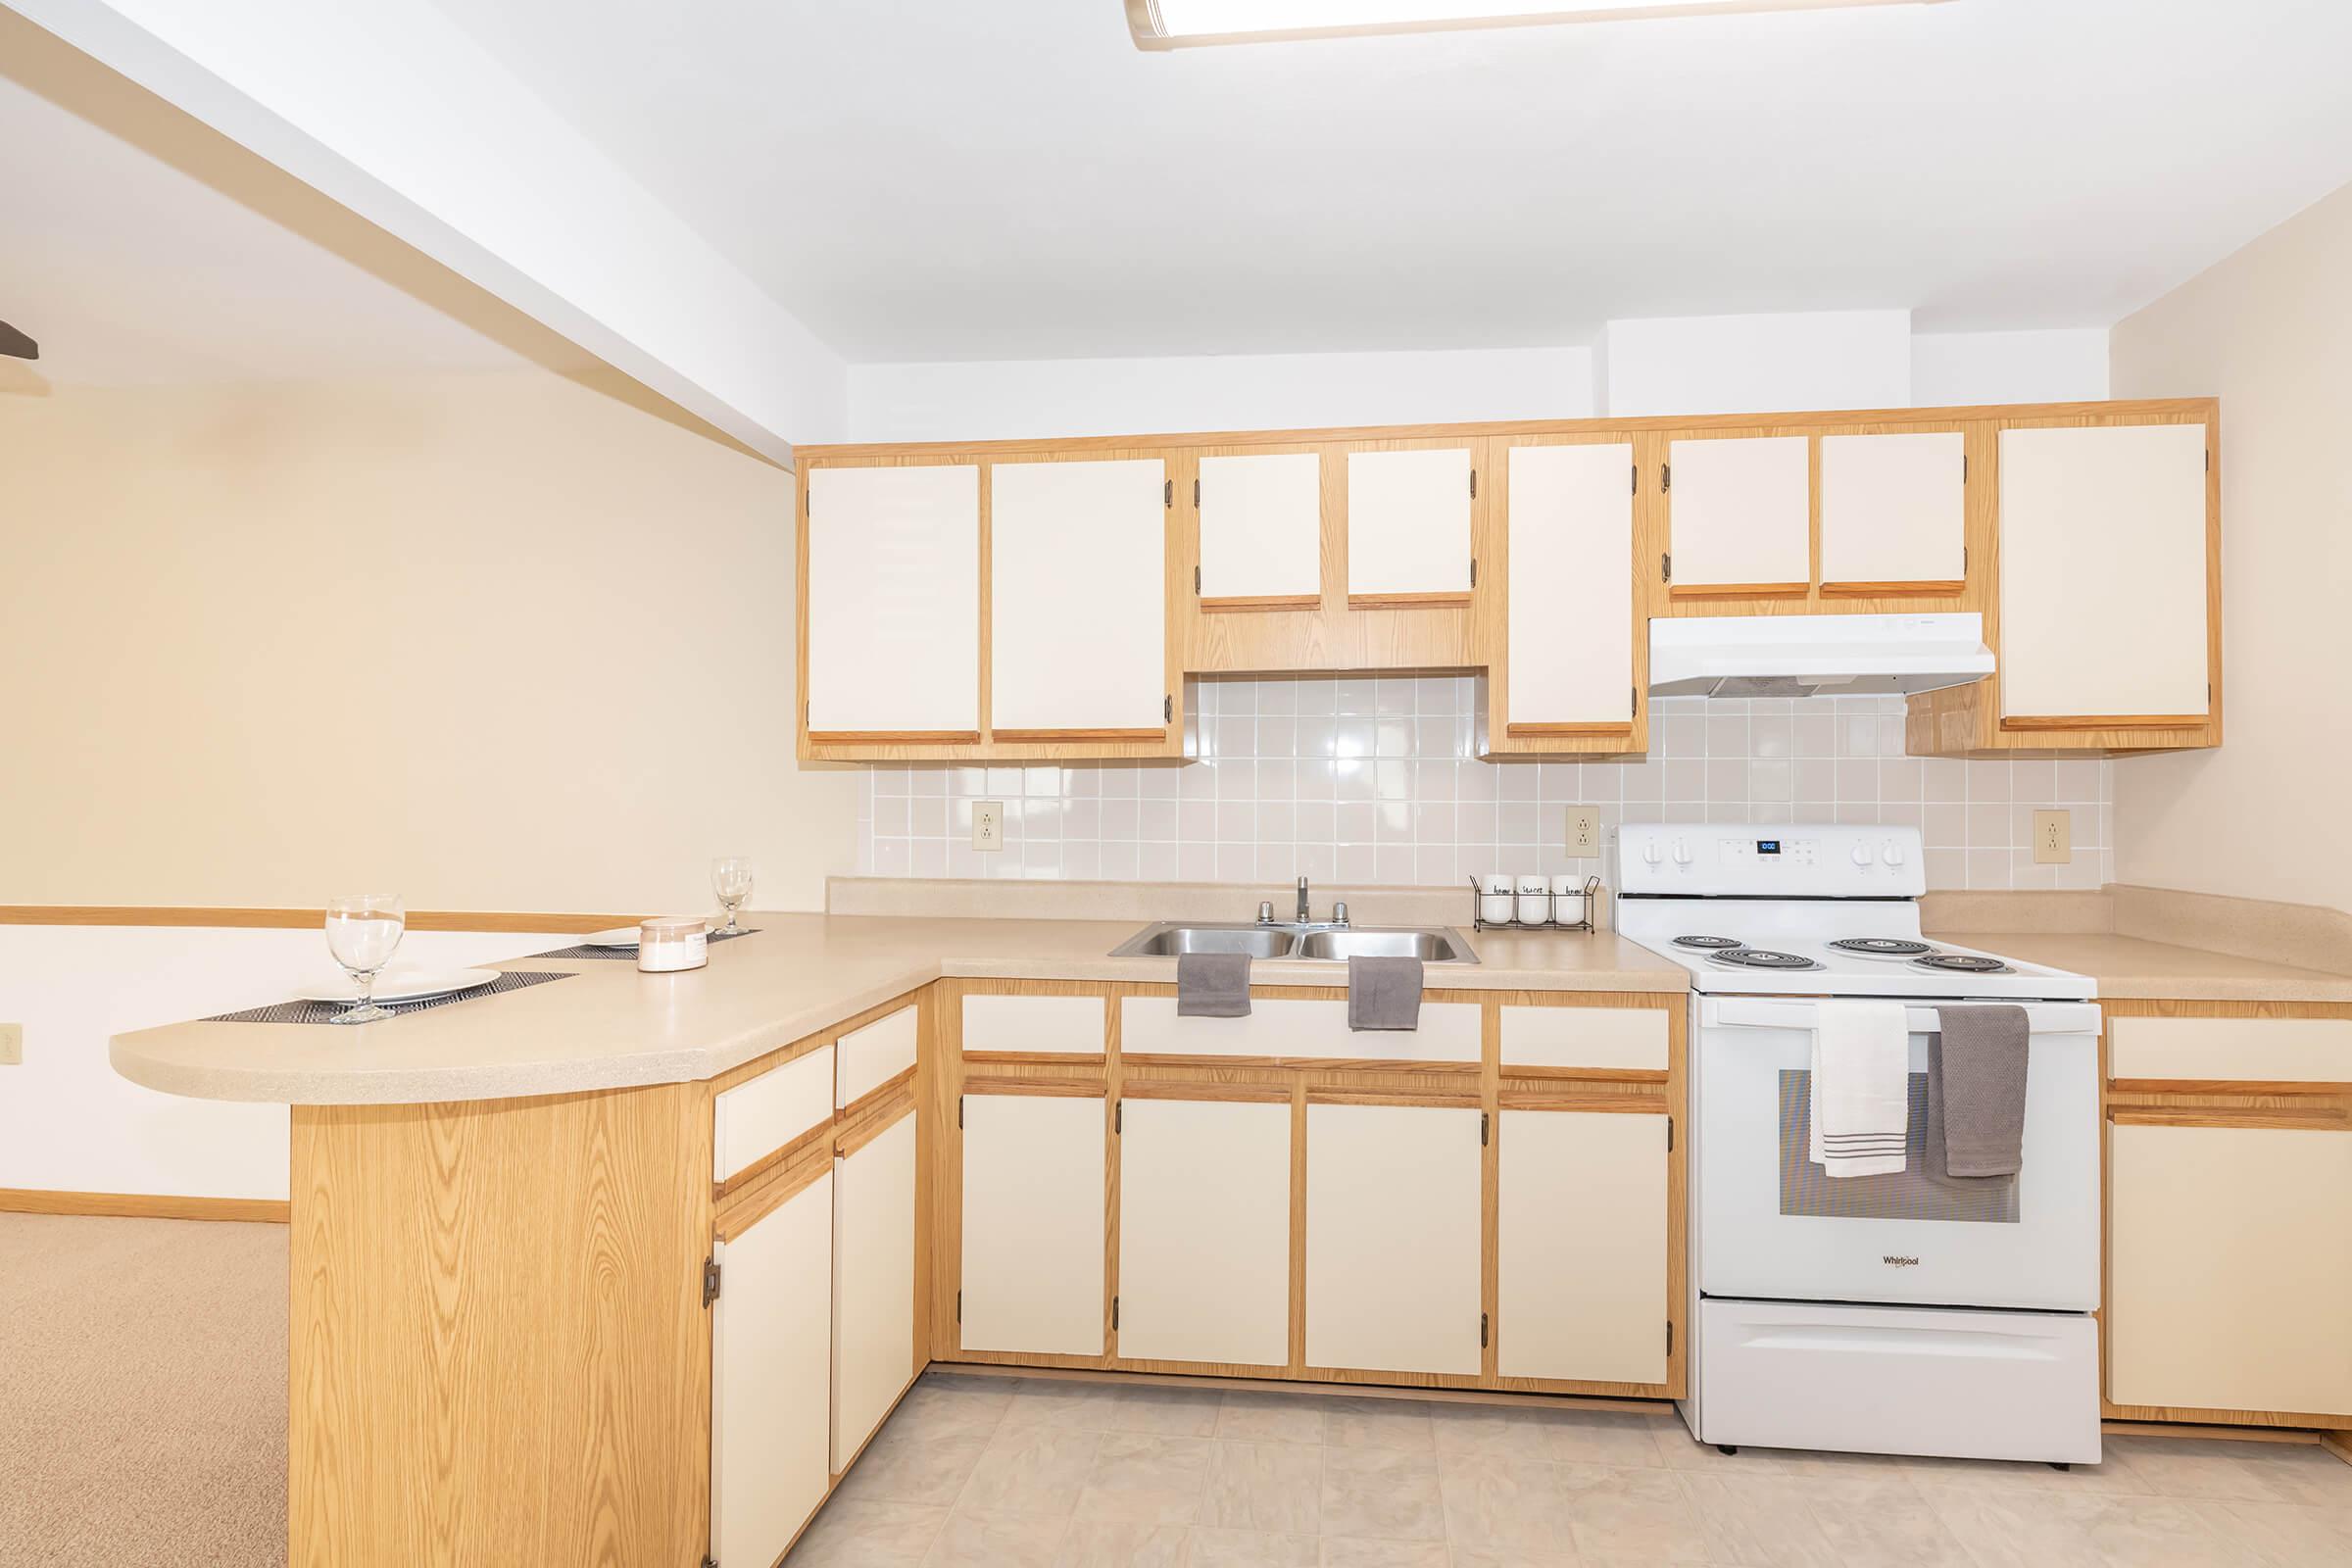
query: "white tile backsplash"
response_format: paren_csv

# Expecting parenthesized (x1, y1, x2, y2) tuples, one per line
(858, 680, 2115, 891)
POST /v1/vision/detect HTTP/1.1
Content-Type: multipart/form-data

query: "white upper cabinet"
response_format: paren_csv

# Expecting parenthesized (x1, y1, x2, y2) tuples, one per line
(1199, 452, 1321, 603)
(806, 465, 980, 735)
(990, 457, 1168, 735)
(1505, 441, 1635, 730)
(1820, 431, 1966, 588)
(1998, 423, 2210, 720)
(1346, 447, 1474, 600)
(1667, 435, 1810, 589)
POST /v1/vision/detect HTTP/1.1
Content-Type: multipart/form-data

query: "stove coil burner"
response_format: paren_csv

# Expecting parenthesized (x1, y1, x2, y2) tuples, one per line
(1826, 938, 1935, 958)
(1672, 935, 1744, 951)
(1711, 948, 1825, 971)
(1911, 953, 2014, 975)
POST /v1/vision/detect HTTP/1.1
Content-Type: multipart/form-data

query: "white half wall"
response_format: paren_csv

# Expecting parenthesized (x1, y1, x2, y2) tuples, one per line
(0, 926, 573, 1200)
(1913, 329, 2109, 407)
(1599, 310, 1913, 416)
(846, 347, 1595, 443)
(9, 0, 847, 455)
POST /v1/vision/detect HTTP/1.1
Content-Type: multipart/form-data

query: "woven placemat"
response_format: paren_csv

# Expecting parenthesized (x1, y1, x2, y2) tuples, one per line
(204, 968, 576, 1025)
(530, 927, 760, 960)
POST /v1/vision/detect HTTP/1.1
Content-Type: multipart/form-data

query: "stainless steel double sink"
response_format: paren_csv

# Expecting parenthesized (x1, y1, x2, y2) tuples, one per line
(1107, 921, 1478, 964)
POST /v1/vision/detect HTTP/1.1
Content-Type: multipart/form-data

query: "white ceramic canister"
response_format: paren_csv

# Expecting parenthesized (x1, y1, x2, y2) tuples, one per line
(1481, 874, 1515, 926)
(1515, 874, 1550, 926)
(637, 916, 710, 973)
(1550, 873, 1587, 927)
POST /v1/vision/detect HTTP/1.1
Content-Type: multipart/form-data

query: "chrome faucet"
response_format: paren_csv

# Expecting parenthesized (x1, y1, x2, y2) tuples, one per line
(1296, 876, 1311, 924)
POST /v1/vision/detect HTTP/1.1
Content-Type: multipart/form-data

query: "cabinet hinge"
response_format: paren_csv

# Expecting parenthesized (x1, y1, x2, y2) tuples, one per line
(1661, 553, 1673, 583)
(1193, 564, 1201, 594)
(956, 1290, 962, 1324)
(957, 1094, 964, 1129)
(1469, 559, 1478, 587)
(1163, 694, 1173, 724)
(702, 1256, 721, 1309)
(1115, 1100, 1123, 1134)
(1468, 467, 1477, 499)
(1480, 1312, 1490, 1349)
(704, 1556, 719, 1568)
(1632, 464, 1639, 495)
(1480, 1111, 1490, 1147)
(1666, 1115, 1673, 1152)
(1165, 478, 1174, 507)
(1661, 464, 1672, 491)
(1112, 1296, 1120, 1330)
(1963, 546, 1968, 572)
(1193, 477, 1200, 507)
(1667, 1319, 1675, 1356)
(2205, 449, 2211, 472)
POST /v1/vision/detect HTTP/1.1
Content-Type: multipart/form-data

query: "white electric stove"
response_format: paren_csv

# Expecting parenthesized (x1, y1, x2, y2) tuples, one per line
(1618, 823, 2104, 1467)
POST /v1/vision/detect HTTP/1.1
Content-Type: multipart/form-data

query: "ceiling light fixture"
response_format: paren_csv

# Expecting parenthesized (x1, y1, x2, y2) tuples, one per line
(1126, 0, 1952, 50)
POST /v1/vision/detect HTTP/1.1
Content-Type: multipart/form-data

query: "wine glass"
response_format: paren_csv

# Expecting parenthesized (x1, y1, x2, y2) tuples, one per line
(324, 894, 406, 1024)
(710, 857, 754, 936)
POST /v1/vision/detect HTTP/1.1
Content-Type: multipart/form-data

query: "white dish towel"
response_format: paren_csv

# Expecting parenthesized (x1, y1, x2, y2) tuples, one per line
(1809, 1000, 1912, 1178)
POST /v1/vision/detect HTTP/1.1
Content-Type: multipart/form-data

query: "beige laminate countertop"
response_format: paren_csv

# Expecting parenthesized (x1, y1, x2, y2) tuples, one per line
(1934, 931, 2352, 1003)
(108, 913, 1685, 1106)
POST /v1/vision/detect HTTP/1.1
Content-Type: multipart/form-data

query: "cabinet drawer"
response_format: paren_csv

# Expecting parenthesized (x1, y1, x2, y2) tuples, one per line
(1121, 996, 1481, 1062)
(1499, 1005, 1667, 1072)
(837, 1004, 919, 1106)
(961, 993, 1105, 1055)
(713, 1044, 834, 1184)
(2110, 1014, 2352, 1085)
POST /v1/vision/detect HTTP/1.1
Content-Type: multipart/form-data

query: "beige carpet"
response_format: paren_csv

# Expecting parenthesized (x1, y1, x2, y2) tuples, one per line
(0, 1212, 287, 1567)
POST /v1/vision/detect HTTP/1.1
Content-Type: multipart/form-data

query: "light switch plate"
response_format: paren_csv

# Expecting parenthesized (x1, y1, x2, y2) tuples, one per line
(973, 801, 1004, 852)
(2032, 808, 2072, 864)
(1565, 808, 1604, 857)
(0, 1022, 21, 1065)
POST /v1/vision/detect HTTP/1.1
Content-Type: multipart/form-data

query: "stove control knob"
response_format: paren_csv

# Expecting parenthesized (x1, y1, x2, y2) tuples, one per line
(1884, 840, 1907, 866)
(1642, 840, 1663, 866)
(1672, 839, 1693, 867)
(1850, 842, 1877, 866)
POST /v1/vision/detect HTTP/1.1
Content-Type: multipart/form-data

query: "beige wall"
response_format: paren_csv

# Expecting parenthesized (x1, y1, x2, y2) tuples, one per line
(2109, 180, 2352, 915)
(0, 370, 858, 914)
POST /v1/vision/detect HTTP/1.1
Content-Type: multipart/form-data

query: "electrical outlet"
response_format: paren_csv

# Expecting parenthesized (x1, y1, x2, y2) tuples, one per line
(0, 1022, 21, 1065)
(972, 801, 1004, 852)
(2033, 808, 2072, 864)
(1565, 808, 1604, 857)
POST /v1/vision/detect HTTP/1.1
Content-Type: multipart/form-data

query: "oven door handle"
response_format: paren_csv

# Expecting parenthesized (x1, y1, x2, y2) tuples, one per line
(1703, 998, 2103, 1035)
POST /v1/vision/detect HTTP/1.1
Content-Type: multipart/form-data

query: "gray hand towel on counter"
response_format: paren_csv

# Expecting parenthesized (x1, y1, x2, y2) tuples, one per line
(1348, 955, 1424, 1031)
(1930, 1004, 2032, 1178)
(1176, 952, 1251, 1017)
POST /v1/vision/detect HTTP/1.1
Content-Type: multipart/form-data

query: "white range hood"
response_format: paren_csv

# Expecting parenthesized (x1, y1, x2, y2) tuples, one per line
(1648, 612, 1994, 699)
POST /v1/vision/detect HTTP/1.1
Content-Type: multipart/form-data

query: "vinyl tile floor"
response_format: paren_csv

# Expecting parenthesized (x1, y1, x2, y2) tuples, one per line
(785, 1373, 2352, 1567)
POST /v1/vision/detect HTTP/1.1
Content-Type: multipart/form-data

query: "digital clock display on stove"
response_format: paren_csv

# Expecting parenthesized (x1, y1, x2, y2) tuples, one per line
(1757, 840, 1782, 855)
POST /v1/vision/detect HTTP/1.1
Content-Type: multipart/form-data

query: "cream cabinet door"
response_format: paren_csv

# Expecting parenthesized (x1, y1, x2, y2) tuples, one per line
(832, 1111, 916, 1469)
(1304, 1102, 1482, 1375)
(2109, 1122, 2352, 1417)
(1346, 447, 1474, 600)
(1998, 423, 2210, 721)
(1820, 431, 1966, 588)
(1199, 452, 1321, 604)
(960, 1091, 1105, 1355)
(1666, 435, 1810, 590)
(1116, 1096, 1291, 1368)
(806, 464, 980, 736)
(710, 1170, 832, 1568)
(990, 458, 1168, 735)
(1497, 1109, 1668, 1386)
(1505, 441, 1635, 730)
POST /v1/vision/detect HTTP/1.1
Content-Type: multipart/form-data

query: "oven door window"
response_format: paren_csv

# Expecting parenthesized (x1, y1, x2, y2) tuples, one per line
(1777, 1070, 2017, 1224)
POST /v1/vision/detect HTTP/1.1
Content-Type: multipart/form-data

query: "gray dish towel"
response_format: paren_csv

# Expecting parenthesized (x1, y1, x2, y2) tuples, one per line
(1348, 955, 1424, 1031)
(1930, 1004, 2032, 1178)
(1176, 952, 1251, 1017)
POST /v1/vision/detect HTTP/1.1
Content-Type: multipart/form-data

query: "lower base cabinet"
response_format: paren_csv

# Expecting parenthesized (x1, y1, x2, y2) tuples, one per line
(833, 1110, 917, 1467)
(2109, 1121, 2352, 1417)
(1497, 1108, 1669, 1385)
(960, 1091, 1106, 1355)
(1304, 1102, 1483, 1376)
(1116, 1094, 1292, 1367)
(710, 1168, 833, 1568)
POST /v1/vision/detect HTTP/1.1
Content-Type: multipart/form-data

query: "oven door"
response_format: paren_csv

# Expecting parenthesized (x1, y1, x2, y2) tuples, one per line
(1694, 995, 2101, 1312)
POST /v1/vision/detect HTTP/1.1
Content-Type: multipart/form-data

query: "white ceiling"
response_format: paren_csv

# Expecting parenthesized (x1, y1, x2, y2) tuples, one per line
(441, 0, 2352, 363)
(0, 38, 540, 387)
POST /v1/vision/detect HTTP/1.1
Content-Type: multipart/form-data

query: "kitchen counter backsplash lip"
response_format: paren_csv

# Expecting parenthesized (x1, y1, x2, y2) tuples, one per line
(107, 912, 1686, 1107)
